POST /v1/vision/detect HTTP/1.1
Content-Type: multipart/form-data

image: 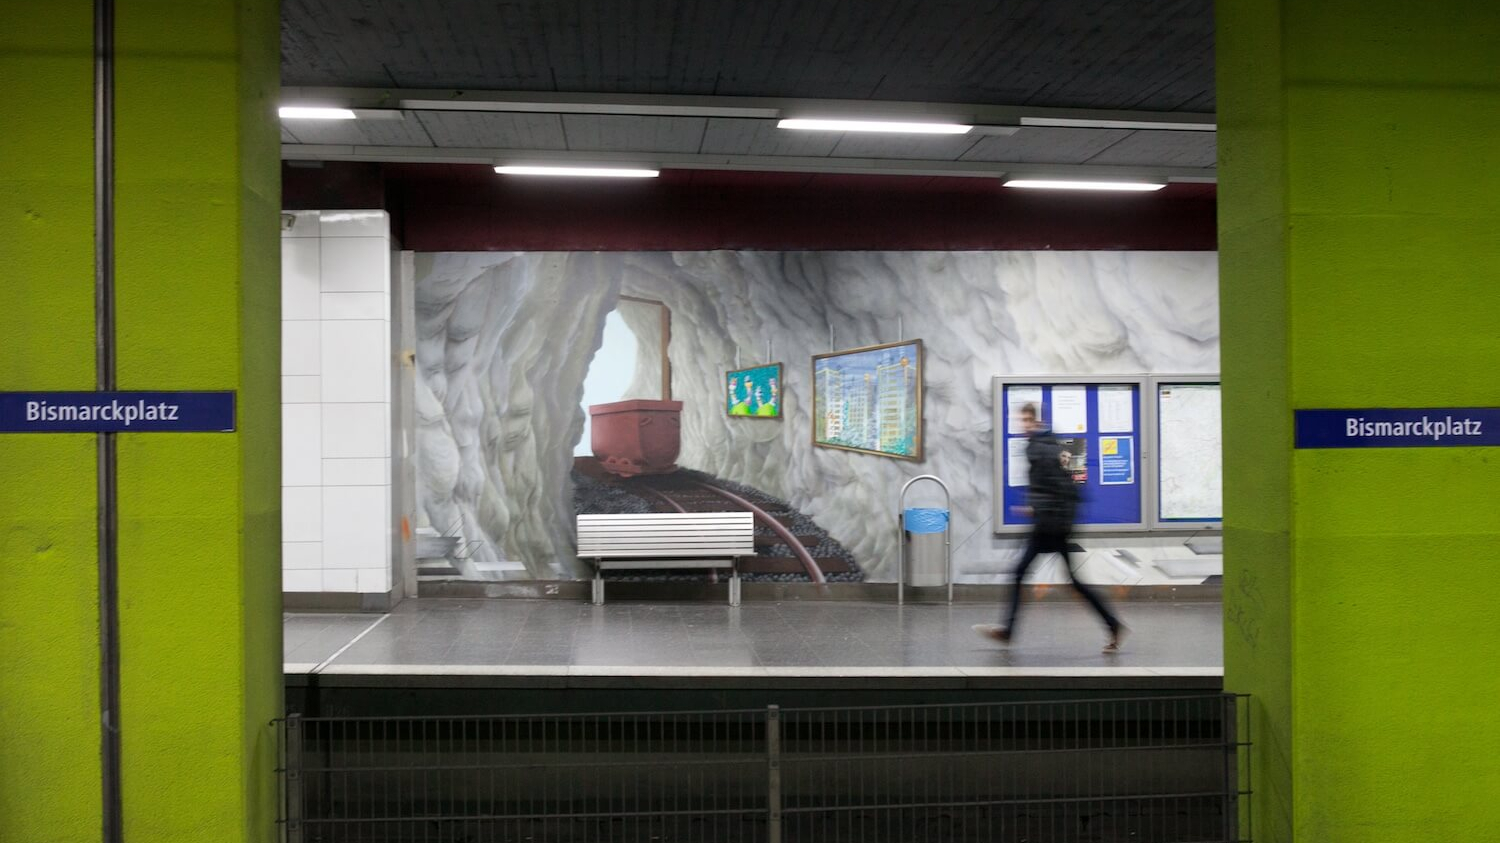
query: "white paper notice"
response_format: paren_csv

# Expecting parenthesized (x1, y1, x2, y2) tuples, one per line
(1097, 385, 1134, 433)
(1051, 385, 1088, 433)
(1006, 386, 1043, 434)
(1007, 437, 1030, 487)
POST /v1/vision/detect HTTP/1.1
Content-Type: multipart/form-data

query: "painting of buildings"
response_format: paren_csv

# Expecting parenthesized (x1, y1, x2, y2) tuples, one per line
(812, 340, 922, 459)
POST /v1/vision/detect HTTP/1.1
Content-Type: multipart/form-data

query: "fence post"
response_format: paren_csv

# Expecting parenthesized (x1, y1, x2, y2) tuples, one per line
(1222, 695, 1239, 843)
(766, 705, 782, 843)
(285, 714, 304, 843)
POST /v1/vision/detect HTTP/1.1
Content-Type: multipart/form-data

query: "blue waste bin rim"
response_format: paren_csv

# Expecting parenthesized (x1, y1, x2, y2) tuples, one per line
(903, 507, 950, 534)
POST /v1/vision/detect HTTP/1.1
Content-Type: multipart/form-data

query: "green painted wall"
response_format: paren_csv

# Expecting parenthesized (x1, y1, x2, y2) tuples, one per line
(1, 1, 281, 840)
(114, 1, 282, 840)
(0, 6, 103, 840)
(1219, 1, 1500, 841)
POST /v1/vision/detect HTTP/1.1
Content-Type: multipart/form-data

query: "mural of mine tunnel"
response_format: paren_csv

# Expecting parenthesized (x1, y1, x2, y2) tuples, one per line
(413, 250, 1220, 585)
(577, 297, 858, 583)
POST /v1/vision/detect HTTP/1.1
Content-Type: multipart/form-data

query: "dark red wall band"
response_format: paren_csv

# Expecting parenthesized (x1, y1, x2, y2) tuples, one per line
(284, 162, 1217, 252)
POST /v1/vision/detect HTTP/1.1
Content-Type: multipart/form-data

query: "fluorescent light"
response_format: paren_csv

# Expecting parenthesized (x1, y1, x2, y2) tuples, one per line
(777, 118, 971, 135)
(494, 165, 660, 178)
(1003, 179, 1166, 192)
(279, 106, 357, 120)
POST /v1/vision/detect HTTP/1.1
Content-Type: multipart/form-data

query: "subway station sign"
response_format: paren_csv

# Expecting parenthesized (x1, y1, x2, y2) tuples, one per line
(0, 391, 236, 433)
(1295, 408, 1500, 448)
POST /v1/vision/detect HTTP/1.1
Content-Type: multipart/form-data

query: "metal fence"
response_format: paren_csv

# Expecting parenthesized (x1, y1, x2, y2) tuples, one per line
(277, 693, 1251, 843)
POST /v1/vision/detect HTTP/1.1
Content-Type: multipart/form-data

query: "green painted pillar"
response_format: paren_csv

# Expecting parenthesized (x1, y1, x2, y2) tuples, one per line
(0, 4, 103, 841)
(1218, 1, 1500, 841)
(0, 1, 281, 841)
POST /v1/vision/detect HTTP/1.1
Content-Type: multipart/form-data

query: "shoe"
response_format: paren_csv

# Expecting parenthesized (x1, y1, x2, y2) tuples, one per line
(1103, 623, 1128, 653)
(972, 624, 1012, 644)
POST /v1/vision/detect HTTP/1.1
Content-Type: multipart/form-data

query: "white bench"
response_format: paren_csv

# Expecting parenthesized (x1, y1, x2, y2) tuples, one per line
(577, 512, 755, 605)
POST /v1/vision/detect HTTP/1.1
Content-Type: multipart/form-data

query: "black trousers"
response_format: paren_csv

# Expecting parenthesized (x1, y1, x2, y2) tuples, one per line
(1004, 527, 1119, 634)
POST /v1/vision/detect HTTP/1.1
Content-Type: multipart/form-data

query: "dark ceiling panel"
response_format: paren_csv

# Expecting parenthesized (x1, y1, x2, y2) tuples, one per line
(559, 115, 709, 153)
(279, 115, 436, 146)
(1083, 130, 1216, 167)
(825, 132, 985, 161)
(416, 112, 569, 149)
(282, 0, 1215, 111)
(959, 127, 1133, 164)
(698, 118, 842, 157)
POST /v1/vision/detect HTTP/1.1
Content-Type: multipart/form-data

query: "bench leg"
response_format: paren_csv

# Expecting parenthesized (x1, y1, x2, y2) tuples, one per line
(592, 562, 604, 606)
(729, 563, 741, 607)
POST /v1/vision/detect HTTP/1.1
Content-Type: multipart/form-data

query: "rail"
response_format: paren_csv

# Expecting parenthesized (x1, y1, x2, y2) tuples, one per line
(276, 693, 1252, 842)
(690, 480, 826, 584)
(637, 485, 718, 583)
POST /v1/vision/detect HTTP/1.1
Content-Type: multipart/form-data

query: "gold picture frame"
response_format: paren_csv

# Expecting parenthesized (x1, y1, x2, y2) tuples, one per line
(811, 339, 923, 461)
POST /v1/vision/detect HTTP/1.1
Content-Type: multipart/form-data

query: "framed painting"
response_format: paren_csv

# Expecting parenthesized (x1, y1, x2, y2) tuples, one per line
(812, 340, 923, 460)
(726, 363, 783, 418)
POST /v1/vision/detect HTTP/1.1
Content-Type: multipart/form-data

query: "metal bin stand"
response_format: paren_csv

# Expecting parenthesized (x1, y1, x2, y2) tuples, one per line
(898, 475, 953, 605)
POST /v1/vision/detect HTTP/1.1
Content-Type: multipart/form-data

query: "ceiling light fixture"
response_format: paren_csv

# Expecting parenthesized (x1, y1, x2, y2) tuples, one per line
(278, 106, 357, 120)
(494, 165, 660, 178)
(777, 118, 972, 135)
(1002, 179, 1167, 192)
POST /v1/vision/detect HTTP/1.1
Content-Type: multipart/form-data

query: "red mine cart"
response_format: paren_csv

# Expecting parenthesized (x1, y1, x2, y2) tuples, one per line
(589, 399, 684, 477)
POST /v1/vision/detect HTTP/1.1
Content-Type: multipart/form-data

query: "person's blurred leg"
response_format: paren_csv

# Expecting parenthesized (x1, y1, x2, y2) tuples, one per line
(1061, 550, 1120, 632)
(1002, 532, 1047, 635)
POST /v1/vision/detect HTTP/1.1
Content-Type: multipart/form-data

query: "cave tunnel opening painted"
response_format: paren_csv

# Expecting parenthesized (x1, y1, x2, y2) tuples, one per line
(408, 250, 1221, 590)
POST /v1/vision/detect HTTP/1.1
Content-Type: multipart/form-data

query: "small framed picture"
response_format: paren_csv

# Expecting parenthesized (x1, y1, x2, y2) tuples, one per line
(726, 363, 783, 419)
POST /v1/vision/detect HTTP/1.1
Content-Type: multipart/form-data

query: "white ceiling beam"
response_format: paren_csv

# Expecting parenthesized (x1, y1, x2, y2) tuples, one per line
(281, 86, 1216, 132)
(281, 143, 1217, 183)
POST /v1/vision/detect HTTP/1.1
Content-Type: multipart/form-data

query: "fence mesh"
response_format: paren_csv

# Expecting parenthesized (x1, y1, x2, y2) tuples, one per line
(277, 693, 1251, 843)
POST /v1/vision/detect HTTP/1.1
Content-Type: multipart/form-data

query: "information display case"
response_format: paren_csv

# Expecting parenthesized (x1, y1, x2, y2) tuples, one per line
(993, 377, 1147, 534)
(992, 374, 1222, 535)
(1148, 376, 1222, 529)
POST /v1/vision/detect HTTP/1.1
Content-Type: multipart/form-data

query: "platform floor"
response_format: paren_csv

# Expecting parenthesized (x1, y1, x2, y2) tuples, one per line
(285, 598, 1221, 683)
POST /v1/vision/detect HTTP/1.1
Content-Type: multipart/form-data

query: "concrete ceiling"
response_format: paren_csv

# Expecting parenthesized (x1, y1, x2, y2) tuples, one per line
(280, 0, 1216, 180)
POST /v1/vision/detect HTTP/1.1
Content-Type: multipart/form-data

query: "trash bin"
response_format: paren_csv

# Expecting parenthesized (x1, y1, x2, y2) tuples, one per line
(898, 475, 953, 604)
(903, 507, 950, 587)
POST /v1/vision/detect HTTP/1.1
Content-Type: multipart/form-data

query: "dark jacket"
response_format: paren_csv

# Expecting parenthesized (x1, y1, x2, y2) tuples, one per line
(1027, 429, 1079, 530)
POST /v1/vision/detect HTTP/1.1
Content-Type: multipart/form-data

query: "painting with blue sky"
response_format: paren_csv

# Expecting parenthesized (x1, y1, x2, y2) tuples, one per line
(812, 340, 922, 459)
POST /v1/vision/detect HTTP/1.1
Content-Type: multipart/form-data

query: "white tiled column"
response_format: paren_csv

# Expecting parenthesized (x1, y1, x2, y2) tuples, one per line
(281, 210, 393, 595)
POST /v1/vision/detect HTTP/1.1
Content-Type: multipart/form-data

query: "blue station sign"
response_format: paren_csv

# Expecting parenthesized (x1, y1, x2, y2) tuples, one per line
(1295, 408, 1500, 449)
(0, 391, 236, 433)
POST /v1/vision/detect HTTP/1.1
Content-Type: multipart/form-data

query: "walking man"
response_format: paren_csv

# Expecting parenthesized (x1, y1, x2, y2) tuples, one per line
(976, 403, 1125, 652)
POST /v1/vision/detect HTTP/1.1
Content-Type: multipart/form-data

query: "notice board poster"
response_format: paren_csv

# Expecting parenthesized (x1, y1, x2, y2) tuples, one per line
(1157, 383, 1222, 521)
(1100, 436, 1135, 485)
(996, 380, 1143, 529)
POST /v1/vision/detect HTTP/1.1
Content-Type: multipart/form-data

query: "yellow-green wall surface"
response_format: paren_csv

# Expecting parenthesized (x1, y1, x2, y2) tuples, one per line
(0, 4, 103, 840)
(1219, 1, 1500, 841)
(0, 1, 282, 841)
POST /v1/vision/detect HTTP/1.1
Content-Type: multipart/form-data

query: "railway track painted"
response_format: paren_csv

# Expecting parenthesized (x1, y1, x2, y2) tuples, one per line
(689, 481, 826, 585)
(638, 477, 830, 584)
(572, 457, 859, 582)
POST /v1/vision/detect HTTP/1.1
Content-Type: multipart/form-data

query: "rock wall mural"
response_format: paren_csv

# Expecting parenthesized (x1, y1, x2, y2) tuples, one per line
(413, 250, 1219, 584)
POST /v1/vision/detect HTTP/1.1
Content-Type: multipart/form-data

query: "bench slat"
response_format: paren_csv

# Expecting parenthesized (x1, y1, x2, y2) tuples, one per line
(582, 535, 746, 541)
(581, 550, 753, 558)
(578, 512, 754, 567)
(597, 559, 738, 570)
(576, 534, 756, 540)
(578, 513, 750, 521)
(579, 541, 754, 549)
(578, 529, 754, 536)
